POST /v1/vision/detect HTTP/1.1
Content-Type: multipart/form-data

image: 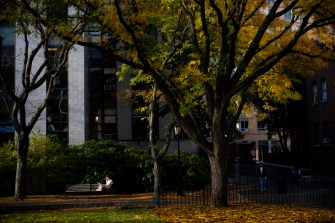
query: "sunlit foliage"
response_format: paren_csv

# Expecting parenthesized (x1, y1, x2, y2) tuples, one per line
(152, 204, 335, 223)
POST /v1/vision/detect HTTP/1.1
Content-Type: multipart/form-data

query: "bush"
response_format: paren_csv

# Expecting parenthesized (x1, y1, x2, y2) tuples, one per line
(0, 135, 210, 196)
(74, 141, 210, 192)
(0, 141, 16, 196)
(27, 132, 82, 194)
(0, 132, 83, 195)
(76, 140, 153, 193)
(162, 152, 210, 190)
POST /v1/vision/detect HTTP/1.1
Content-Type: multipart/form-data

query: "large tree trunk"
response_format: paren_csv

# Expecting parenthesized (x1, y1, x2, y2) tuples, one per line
(208, 147, 228, 207)
(153, 160, 162, 196)
(14, 133, 30, 200)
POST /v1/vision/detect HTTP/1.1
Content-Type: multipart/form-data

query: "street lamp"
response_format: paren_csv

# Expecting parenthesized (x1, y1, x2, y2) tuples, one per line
(174, 125, 184, 196)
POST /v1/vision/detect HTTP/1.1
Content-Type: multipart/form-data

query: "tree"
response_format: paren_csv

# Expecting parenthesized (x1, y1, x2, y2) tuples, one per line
(148, 84, 175, 196)
(0, 2, 73, 200)
(250, 53, 313, 163)
(118, 66, 174, 196)
(255, 89, 309, 162)
(19, 0, 335, 207)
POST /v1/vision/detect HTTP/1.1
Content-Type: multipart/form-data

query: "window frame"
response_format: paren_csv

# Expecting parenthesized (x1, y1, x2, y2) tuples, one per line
(257, 121, 267, 131)
(321, 79, 327, 102)
(312, 81, 318, 104)
(240, 120, 249, 132)
(284, 10, 292, 20)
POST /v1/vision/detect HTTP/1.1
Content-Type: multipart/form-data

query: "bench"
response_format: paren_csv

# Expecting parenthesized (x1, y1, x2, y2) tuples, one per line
(64, 184, 114, 199)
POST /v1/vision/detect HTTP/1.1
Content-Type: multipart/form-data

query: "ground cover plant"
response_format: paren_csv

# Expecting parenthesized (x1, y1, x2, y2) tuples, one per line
(1, 204, 335, 223)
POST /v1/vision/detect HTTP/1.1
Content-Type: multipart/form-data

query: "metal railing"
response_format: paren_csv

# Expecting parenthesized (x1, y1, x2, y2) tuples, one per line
(156, 178, 335, 209)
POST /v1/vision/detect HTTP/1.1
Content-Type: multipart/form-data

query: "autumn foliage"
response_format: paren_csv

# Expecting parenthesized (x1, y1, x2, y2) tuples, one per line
(152, 204, 335, 223)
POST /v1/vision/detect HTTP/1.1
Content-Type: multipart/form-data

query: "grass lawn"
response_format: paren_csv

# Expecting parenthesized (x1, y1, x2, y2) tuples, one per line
(1, 204, 335, 223)
(1, 207, 163, 223)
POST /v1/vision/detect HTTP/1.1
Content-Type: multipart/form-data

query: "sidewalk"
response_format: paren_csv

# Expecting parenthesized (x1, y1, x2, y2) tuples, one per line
(0, 193, 154, 213)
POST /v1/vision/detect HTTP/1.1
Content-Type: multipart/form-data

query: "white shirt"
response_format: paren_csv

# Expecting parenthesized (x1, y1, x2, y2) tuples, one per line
(106, 178, 113, 189)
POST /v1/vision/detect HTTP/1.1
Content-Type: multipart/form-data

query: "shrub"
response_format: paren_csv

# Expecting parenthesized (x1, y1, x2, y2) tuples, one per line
(0, 141, 16, 196)
(27, 133, 79, 194)
(162, 152, 210, 190)
(0, 132, 77, 195)
(0, 135, 210, 196)
(76, 140, 153, 193)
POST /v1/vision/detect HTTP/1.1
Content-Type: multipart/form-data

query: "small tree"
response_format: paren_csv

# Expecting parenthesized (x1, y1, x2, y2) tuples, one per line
(148, 83, 174, 196)
(118, 67, 174, 196)
(0, 3, 73, 199)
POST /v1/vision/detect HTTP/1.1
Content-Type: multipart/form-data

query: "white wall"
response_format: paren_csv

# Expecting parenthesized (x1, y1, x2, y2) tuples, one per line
(15, 33, 46, 134)
(68, 44, 86, 145)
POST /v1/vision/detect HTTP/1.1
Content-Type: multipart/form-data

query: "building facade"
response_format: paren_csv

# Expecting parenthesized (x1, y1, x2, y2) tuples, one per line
(235, 112, 281, 162)
(0, 23, 199, 154)
(306, 62, 335, 174)
(0, 23, 15, 143)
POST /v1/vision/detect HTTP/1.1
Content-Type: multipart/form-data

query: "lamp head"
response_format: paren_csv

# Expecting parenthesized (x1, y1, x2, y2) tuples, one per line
(174, 125, 181, 136)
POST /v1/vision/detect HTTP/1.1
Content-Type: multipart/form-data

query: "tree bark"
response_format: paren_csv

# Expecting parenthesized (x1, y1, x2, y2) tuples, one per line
(14, 133, 30, 200)
(148, 84, 169, 197)
(153, 160, 162, 196)
(208, 147, 228, 207)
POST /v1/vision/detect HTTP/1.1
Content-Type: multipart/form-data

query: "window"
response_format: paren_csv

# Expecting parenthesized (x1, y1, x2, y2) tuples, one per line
(0, 25, 15, 46)
(132, 117, 148, 140)
(88, 43, 118, 141)
(314, 123, 320, 145)
(46, 46, 69, 142)
(90, 48, 101, 58)
(257, 121, 267, 131)
(284, 10, 292, 20)
(322, 121, 329, 144)
(0, 25, 15, 91)
(258, 140, 269, 162)
(321, 79, 327, 101)
(46, 89, 68, 133)
(312, 81, 318, 104)
(240, 120, 249, 132)
(0, 25, 15, 144)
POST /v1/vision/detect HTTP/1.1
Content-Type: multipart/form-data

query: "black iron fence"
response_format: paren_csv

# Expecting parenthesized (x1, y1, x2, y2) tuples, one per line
(156, 178, 335, 209)
(228, 177, 335, 209)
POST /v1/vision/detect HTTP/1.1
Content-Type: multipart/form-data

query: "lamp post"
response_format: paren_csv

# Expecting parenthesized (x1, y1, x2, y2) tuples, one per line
(174, 125, 184, 196)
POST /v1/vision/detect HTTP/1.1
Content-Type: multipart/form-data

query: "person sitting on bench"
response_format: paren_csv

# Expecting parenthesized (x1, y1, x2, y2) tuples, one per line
(96, 175, 113, 191)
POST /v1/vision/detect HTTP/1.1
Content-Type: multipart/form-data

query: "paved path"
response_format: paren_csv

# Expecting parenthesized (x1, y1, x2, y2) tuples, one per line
(1, 199, 153, 213)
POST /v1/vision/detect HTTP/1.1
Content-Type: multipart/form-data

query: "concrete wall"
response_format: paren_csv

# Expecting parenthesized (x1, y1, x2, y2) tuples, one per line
(68, 44, 86, 145)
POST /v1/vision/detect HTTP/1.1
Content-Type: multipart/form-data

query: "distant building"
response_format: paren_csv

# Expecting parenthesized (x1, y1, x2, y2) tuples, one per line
(306, 62, 335, 175)
(235, 111, 281, 162)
